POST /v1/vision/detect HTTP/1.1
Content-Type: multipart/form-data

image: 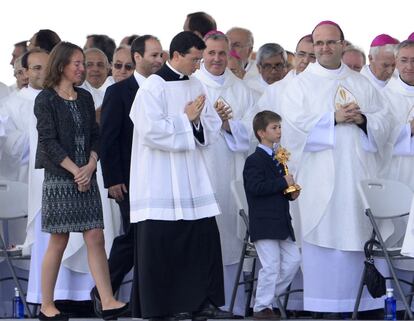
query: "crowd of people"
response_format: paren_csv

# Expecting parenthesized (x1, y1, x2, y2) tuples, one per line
(1, 10, 414, 321)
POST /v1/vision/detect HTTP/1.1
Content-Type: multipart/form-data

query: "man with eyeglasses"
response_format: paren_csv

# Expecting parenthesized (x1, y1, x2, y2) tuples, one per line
(226, 27, 259, 80)
(257, 35, 315, 115)
(245, 43, 287, 97)
(360, 34, 399, 90)
(280, 20, 390, 317)
(129, 31, 224, 321)
(194, 30, 256, 318)
(0, 48, 49, 297)
(12, 56, 29, 92)
(381, 39, 414, 194)
(111, 46, 135, 83)
(386, 39, 414, 265)
(94, 35, 164, 317)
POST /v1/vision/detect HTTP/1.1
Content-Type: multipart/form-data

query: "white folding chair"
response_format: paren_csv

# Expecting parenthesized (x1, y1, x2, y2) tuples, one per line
(0, 180, 33, 318)
(352, 178, 414, 320)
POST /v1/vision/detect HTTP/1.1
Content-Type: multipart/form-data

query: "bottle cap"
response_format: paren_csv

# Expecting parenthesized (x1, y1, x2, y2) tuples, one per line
(386, 288, 394, 297)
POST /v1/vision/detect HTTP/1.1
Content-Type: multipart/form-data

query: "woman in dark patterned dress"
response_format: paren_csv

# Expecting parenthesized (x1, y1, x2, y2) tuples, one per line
(34, 42, 128, 321)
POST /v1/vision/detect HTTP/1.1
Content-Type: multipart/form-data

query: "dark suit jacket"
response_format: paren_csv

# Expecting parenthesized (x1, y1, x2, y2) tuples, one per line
(100, 74, 138, 188)
(243, 147, 296, 242)
(34, 87, 99, 178)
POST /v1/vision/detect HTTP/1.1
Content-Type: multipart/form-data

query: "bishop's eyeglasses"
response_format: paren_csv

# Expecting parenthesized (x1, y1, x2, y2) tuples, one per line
(260, 62, 285, 72)
(313, 39, 343, 48)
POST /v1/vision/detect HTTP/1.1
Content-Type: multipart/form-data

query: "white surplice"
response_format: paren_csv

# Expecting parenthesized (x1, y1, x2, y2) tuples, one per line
(129, 65, 222, 223)
(360, 65, 388, 91)
(280, 62, 390, 311)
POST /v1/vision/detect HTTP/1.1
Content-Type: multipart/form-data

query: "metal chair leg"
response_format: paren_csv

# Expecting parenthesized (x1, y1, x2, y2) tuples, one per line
(4, 254, 33, 318)
(352, 265, 367, 320)
(230, 242, 248, 315)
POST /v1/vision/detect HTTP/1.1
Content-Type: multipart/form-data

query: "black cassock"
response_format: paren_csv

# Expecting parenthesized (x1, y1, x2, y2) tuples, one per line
(131, 217, 224, 318)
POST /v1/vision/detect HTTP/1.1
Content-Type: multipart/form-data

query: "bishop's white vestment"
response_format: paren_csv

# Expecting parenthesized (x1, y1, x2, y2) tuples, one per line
(280, 62, 390, 312)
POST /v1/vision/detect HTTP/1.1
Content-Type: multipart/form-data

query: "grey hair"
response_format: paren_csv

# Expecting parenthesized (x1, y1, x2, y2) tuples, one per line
(343, 45, 366, 65)
(369, 44, 397, 58)
(256, 43, 287, 66)
(226, 27, 254, 47)
(84, 47, 109, 66)
(204, 32, 229, 44)
(395, 40, 414, 57)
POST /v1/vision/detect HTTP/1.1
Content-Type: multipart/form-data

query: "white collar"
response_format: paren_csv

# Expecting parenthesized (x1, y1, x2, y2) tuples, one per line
(367, 65, 387, 88)
(134, 70, 147, 86)
(398, 76, 414, 93)
(201, 63, 225, 85)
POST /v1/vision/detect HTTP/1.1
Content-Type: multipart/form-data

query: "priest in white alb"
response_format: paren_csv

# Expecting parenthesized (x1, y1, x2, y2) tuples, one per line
(129, 31, 224, 320)
(380, 40, 414, 259)
(280, 21, 390, 314)
(194, 30, 256, 317)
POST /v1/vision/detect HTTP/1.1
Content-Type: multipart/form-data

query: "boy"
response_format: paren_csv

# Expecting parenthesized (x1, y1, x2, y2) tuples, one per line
(243, 111, 301, 320)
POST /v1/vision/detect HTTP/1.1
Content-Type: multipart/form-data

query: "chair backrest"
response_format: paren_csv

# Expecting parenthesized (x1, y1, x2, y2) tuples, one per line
(358, 179, 413, 247)
(0, 180, 28, 220)
(230, 179, 249, 229)
(359, 179, 413, 217)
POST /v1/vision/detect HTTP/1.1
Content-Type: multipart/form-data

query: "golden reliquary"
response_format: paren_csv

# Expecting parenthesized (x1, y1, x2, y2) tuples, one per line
(274, 146, 301, 195)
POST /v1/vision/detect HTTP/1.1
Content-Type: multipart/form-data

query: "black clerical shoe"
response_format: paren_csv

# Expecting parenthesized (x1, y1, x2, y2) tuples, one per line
(38, 311, 69, 321)
(102, 302, 129, 320)
(193, 301, 235, 320)
(90, 287, 102, 318)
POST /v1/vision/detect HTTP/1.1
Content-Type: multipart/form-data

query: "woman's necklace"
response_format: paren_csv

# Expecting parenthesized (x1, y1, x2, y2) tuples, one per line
(57, 87, 75, 100)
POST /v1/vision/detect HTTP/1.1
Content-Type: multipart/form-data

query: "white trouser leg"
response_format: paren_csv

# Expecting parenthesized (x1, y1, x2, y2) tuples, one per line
(253, 238, 300, 312)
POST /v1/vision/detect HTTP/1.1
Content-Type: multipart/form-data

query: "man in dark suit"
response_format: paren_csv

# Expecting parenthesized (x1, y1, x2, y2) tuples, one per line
(243, 111, 301, 320)
(92, 35, 164, 316)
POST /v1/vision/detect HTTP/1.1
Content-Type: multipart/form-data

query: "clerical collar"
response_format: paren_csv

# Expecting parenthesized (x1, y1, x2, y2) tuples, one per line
(134, 70, 147, 87)
(155, 62, 189, 81)
(319, 61, 344, 74)
(201, 63, 225, 85)
(166, 61, 186, 79)
(398, 76, 414, 92)
(367, 65, 387, 88)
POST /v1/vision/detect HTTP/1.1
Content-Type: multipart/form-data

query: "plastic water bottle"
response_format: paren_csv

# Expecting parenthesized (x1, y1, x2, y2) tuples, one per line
(12, 287, 24, 319)
(384, 288, 396, 320)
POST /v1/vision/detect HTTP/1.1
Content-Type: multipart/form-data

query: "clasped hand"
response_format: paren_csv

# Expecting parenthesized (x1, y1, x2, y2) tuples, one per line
(185, 95, 205, 122)
(74, 163, 95, 192)
(214, 99, 232, 122)
(335, 102, 364, 125)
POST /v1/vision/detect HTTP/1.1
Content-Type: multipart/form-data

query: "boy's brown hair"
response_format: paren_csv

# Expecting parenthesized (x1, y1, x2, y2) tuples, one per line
(253, 110, 282, 142)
